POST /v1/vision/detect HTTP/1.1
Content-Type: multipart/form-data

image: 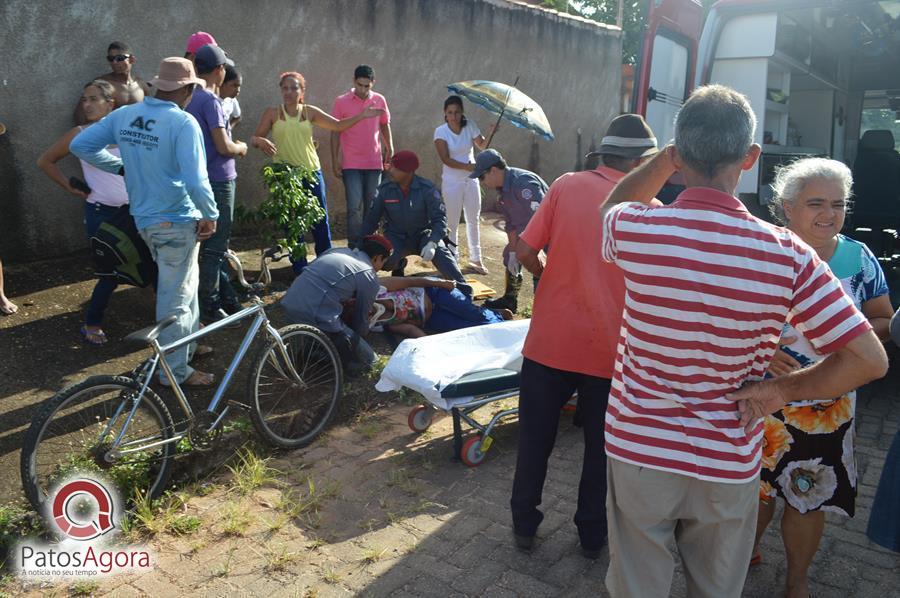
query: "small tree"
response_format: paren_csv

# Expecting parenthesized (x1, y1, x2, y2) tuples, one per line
(237, 163, 326, 262)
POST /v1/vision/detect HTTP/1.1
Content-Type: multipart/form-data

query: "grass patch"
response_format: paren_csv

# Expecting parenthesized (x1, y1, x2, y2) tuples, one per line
(70, 581, 100, 596)
(128, 491, 200, 537)
(0, 502, 42, 560)
(227, 446, 281, 495)
(386, 468, 423, 497)
(323, 567, 341, 584)
(222, 503, 253, 537)
(264, 544, 300, 572)
(361, 546, 389, 564)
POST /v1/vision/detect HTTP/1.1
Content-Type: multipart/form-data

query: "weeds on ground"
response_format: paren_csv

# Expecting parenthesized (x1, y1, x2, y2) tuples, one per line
(70, 581, 100, 596)
(386, 468, 423, 497)
(222, 503, 253, 537)
(264, 544, 300, 572)
(128, 491, 201, 537)
(0, 502, 43, 557)
(361, 545, 389, 563)
(323, 567, 342, 584)
(227, 445, 281, 495)
(213, 547, 237, 577)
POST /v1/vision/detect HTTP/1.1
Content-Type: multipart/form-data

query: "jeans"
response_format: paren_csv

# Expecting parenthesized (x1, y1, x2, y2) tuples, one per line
(383, 231, 466, 284)
(423, 287, 502, 332)
(139, 222, 200, 384)
(867, 429, 900, 552)
(291, 169, 333, 274)
(199, 180, 239, 312)
(83, 202, 120, 327)
(510, 358, 610, 550)
(342, 169, 381, 246)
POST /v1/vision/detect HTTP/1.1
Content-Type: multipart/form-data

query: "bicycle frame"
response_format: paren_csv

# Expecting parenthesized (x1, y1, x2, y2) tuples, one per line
(103, 301, 305, 456)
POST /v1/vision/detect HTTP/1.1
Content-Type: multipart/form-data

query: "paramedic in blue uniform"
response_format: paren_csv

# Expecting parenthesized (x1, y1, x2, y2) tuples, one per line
(471, 149, 548, 313)
(359, 150, 468, 285)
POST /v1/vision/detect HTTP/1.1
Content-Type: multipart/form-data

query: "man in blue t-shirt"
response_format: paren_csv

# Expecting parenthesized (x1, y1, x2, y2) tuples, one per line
(71, 57, 218, 387)
(186, 44, 248, 325)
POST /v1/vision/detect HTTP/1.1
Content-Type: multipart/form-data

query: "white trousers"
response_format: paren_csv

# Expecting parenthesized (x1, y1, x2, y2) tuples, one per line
(441, 176, 482, 263)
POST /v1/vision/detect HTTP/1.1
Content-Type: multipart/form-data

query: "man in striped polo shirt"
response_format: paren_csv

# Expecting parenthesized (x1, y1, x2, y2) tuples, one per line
(599, 85, 888, 597)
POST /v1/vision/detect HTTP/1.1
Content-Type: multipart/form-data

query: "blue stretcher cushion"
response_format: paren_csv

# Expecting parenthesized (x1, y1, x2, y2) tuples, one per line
(439, 368, 520, 399)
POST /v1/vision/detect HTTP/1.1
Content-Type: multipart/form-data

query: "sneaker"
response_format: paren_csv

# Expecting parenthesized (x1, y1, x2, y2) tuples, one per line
(201, 308, 240, 328)
(513, 533, 535, 553)
(484, 296, 517, 313)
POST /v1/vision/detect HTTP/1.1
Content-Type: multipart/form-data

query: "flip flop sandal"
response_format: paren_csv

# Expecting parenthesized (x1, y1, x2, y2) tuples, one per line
(80, 326, 108, 346)
(749, 554, 762, 567)
(194, 344, 214, 357)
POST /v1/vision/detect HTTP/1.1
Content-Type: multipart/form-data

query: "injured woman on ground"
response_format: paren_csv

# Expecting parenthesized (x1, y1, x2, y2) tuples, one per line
(365, 277, 513, 338)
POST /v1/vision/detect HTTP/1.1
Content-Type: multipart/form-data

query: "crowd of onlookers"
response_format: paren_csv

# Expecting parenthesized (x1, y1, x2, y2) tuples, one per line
(2, 30, 900, 598)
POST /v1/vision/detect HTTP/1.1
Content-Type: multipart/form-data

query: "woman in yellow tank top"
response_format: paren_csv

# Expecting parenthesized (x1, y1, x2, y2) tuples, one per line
(251, 71, 382, 272)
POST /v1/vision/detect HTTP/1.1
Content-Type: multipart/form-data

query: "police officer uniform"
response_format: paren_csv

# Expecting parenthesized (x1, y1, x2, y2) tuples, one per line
(361, 174, 467, 283)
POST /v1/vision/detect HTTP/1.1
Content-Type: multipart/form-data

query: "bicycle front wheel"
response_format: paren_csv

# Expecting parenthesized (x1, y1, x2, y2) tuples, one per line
(249, 324, 343, 449)
(20, 375, 176, 511)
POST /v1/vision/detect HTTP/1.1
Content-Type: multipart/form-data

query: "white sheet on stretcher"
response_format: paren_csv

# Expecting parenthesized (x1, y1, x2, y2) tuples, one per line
(375, 319, 530, 410)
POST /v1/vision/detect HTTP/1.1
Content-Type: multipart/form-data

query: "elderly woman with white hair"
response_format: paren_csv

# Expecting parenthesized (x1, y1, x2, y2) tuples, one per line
(752, 157, 893, 597)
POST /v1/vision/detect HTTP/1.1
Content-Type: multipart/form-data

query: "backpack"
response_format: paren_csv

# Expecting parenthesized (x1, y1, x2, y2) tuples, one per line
(90, 205, 157, 288)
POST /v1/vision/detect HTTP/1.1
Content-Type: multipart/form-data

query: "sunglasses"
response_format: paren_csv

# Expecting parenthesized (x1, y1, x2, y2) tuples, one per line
(106, 54, 131, 63)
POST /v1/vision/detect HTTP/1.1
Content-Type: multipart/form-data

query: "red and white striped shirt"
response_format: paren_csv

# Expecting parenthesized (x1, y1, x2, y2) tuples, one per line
(601, 188, 871, 483)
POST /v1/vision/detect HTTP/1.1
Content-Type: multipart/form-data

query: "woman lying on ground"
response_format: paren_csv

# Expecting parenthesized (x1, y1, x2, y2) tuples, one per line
(37, 80, 128, 345)
(753, 157, 893, 598)
(367, 277, 512, 339)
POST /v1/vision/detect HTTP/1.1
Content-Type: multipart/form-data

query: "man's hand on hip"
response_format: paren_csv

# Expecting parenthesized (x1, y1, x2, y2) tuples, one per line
(725, 380, 789, 434)
(197, 219, 217, 241)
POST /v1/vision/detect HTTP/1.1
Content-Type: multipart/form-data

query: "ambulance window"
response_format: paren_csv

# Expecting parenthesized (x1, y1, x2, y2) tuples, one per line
(860, 108, 900, 152)
(646, 33, 690, 147)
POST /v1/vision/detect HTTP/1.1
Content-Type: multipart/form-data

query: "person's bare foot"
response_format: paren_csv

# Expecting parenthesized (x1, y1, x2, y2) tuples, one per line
(469, 261, 489, 275)
(496, 308, 514, 321)
(0, 295, 18, 315)
(182, 370, 215, 387)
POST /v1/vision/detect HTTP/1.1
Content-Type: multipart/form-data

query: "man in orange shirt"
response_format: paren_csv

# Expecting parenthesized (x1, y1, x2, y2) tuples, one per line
(511, 114, 659, 557)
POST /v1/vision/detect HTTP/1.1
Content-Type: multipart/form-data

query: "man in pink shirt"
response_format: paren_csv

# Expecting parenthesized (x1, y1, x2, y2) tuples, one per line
(511, 115, 660, 558)
(331, 65, 393, 246)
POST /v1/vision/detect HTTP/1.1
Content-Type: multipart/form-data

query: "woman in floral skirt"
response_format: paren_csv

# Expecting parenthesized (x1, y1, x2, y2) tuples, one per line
(751, 158, 894, 598)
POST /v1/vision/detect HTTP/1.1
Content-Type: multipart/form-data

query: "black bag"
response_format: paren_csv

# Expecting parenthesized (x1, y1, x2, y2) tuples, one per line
(90, 205, 157, 288)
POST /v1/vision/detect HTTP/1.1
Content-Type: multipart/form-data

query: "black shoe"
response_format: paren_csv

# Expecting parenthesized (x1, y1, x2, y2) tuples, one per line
(581, 546, 603, 560)
(201, 308, 240, 328)
(221, 301, 243, 315)
(456, 282, 474, 297)
(484, 295, 517, 313)
(513, 533, 535, 553)
(390, 257, 408, 277)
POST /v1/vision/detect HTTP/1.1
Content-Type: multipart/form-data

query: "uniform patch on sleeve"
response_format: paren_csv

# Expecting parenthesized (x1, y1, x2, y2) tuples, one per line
(521, 188, 533, 200)
(530, 201, 540, 212)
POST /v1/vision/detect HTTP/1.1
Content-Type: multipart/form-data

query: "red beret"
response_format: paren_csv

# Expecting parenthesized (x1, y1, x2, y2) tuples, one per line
(391, 150, 420, 173)
(363, 234, 393, 253)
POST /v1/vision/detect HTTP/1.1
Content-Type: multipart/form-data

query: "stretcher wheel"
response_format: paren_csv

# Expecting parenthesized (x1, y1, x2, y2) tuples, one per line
(407, 405, 433, 433)
(461, 436, 487, 467)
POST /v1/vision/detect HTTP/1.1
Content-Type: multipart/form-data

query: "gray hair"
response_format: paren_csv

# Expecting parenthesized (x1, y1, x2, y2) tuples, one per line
(769, 157, 853, 224)
(674, 85, 757, 178)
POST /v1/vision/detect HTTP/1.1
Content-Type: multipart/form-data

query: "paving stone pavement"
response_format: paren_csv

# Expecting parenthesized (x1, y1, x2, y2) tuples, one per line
(15, 353, 900, 597)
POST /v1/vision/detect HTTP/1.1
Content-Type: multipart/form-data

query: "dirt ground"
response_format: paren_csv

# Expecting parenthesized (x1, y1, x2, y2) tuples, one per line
(0, 212, 530, 506)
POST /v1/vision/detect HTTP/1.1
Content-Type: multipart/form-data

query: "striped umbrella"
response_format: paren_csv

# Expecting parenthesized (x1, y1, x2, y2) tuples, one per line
(447, 79, 554, 145)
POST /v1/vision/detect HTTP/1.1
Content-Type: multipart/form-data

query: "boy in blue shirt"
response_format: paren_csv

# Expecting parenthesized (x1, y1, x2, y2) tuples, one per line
(70, 57, 218, 387)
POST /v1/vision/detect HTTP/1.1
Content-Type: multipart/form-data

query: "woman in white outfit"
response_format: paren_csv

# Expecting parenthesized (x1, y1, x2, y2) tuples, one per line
(433, 95, 493, 274)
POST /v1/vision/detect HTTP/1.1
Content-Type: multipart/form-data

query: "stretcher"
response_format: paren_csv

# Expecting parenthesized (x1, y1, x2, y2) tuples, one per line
(375, 319, 529, 466)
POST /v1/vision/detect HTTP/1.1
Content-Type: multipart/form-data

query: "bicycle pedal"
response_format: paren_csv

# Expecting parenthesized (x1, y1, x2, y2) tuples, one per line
(228, 400, 252, 411)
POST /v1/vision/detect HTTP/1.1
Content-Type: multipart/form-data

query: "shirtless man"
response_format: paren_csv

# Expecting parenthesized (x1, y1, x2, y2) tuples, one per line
(74, 41, 150, 125)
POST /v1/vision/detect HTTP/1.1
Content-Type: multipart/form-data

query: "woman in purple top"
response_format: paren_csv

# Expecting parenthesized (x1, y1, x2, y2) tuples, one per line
(38, 80, 130, 345)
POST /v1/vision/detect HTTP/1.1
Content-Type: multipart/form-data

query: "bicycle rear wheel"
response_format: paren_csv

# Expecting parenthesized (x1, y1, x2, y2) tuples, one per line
(249, 324, 343, 449)
(20, 375, 176, 511)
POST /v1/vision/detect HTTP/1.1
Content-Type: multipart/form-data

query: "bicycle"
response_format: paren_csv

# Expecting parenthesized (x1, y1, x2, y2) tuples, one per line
(20, 298, 342, 511)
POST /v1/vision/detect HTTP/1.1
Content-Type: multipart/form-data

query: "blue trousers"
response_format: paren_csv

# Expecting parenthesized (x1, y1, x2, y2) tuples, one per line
(383, 231, 466, 284)
(199, 179, 239, 312)
(342, 169, 381, 247)
(867, 429, 900, 552)
(291, 169, 333, 274)
(83, 202, 120, 327)
(423, 287, 503, 332)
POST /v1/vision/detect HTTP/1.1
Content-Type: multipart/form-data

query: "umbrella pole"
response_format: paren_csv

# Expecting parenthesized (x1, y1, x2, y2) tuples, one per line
(484, 75, 519, 149)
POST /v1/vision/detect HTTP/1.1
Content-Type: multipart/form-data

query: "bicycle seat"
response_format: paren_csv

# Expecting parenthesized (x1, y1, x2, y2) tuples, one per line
(124, 315, 179, 347)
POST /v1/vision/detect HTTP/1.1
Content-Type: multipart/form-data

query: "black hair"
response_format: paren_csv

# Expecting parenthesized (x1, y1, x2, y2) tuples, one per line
(443, 95, 468, 128)
(354, 64, 375, 80)
(107, 41, 132, 54)
(360, 237, 391, 260)
(602, 153, 639, 172)
(223, 64, 240, 84)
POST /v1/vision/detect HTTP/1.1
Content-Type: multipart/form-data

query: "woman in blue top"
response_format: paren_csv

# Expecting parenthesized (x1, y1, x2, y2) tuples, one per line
(751, 158, 893, 598)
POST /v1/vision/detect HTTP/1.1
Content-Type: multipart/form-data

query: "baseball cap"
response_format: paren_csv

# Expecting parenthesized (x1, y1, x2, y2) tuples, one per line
(194, 44, 234, 73)
(186, 31, 217, 55)
(469, 149, 505, 179)
(148, 57, 206, 92)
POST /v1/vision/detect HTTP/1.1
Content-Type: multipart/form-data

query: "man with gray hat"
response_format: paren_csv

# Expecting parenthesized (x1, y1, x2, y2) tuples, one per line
(470, 149, 547, 313)
(508, 114, 659, 558)
(71, 57, 218, 388)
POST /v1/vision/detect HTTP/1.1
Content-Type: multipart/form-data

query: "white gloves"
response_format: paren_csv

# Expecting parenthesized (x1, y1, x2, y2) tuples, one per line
(507, 251, 520, 276)
(420, 241, 437, 262)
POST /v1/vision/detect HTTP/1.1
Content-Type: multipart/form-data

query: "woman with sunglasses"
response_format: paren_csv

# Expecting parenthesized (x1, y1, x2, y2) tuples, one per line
(74, 41, 149, 125)
(251, 71, 383, 272)
(39, 80, 132, 345)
